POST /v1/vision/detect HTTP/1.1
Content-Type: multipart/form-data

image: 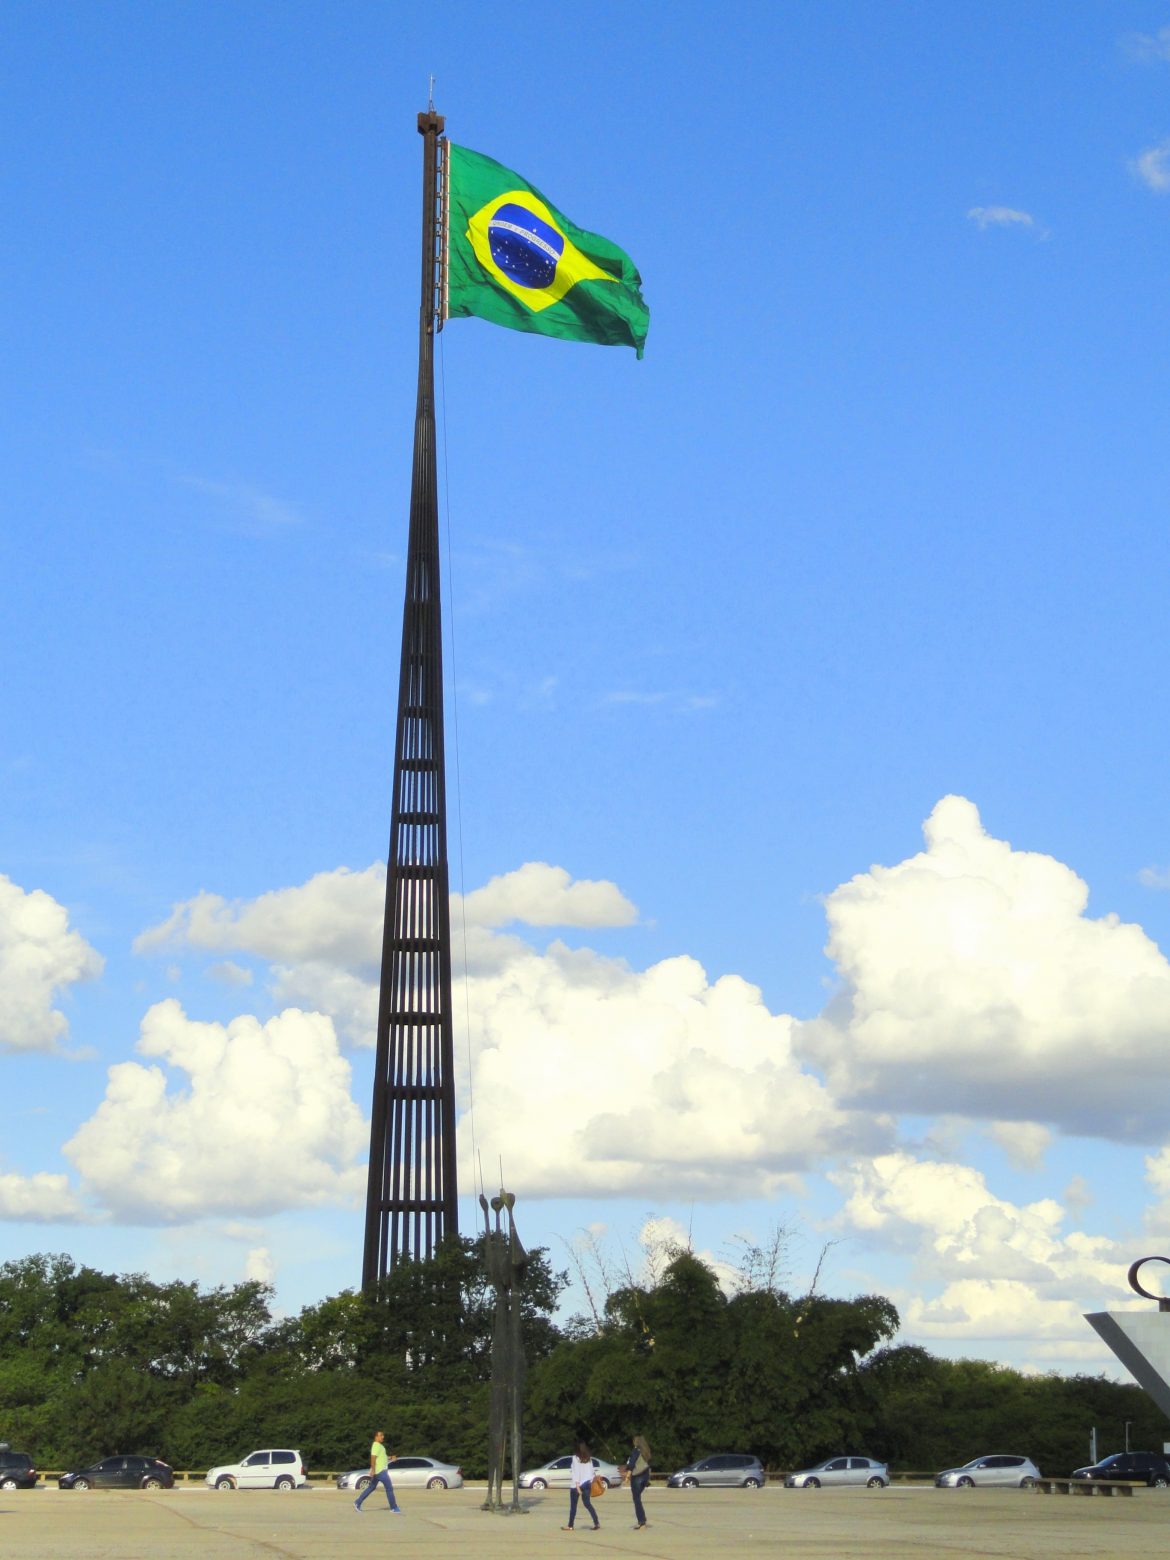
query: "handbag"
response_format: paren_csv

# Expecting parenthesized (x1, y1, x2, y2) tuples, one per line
(589, 1474, 607, 1498)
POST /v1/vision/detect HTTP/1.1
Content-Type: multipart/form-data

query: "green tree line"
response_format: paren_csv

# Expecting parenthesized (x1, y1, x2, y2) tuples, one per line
(0, 1245, 1161, 1476)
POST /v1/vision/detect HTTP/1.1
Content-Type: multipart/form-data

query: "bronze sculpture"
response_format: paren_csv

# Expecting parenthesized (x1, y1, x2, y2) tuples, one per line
(481, 1188, 528, 1512)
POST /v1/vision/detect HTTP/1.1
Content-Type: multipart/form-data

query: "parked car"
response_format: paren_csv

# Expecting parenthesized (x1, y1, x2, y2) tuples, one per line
(0, 1448, 39, 1490)
(336, 1455, 463, 1491)
(205, 1449, 307, 1491)
(785, 1456, 889, 1489)
(518, 1455, 623, 1490)
(935, 1454, 1040, 1489)
(58, 1456, 174, 1491)
(667, 1454, 766, 1488)
(1070, 1452, 1170, 1488)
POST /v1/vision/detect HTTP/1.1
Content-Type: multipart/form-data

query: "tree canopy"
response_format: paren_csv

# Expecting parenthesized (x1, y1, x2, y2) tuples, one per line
(0, 1244, 1161, 1476)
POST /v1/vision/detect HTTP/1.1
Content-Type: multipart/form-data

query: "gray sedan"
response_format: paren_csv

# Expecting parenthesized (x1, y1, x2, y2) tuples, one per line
(786, 1456, 889, 1489)
(335, 1455, 463, 1491)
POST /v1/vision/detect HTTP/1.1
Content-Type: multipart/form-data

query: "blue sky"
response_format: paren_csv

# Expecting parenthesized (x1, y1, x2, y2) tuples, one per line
(7, 0, 1170, 1378)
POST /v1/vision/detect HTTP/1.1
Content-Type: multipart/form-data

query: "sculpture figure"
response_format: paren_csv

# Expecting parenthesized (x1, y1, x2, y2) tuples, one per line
(480, 1187, 528, 1512)
(1085, 1255, 1170, 1419)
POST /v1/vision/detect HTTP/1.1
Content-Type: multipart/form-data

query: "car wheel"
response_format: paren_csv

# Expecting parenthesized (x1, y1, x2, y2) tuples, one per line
(1152, 1476, 1169, 1488)
(215, 1476, 235, 1490)
(142, 1477, 163, 1490)
(682, 1477, 699, 1489)
(957, 1476, 974, 1488)
(73, 1478, 91, 1491)
(0, 1477, 18, 1491)
(867, 1477, 886, 1488)
(804, 1477, 820, 1489)
(743, 1477, 762, 1489)
(427, 1477, 447, 1490)
(355, 1475, 371, 1491)
(274, 1476, 294, 1491)
(1019, 1477, 1036, 1490)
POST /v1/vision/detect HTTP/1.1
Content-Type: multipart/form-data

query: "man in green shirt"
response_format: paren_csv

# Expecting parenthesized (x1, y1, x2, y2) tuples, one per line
(354, 1430, 401, 1512)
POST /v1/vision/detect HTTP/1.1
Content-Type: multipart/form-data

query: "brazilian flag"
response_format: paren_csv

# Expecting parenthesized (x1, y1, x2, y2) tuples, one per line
(445, 144, 649, 358)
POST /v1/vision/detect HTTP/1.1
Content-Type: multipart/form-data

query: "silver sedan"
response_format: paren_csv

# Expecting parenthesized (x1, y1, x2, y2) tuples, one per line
(518, 1455, 623, 1490)
(785, 1456, 889, 1489)
(935, 1454, 1040, 1489)
(335, 1455, 463, 1491)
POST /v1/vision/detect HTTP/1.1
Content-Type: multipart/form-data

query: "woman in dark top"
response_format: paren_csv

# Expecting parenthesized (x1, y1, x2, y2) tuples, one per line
(624, 1435, 652, 1529)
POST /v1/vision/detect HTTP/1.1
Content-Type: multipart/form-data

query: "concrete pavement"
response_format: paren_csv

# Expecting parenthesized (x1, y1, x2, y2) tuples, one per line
(2, 1481, 1167, 1558)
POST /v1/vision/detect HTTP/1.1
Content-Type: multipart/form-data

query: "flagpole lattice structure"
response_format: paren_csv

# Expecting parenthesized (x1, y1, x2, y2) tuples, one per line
(362, 112, 649, 1286)
(362, 110, 458, 1285)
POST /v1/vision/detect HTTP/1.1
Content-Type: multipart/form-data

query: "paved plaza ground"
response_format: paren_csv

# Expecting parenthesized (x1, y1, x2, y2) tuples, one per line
(1, 1483, 1168, 1560)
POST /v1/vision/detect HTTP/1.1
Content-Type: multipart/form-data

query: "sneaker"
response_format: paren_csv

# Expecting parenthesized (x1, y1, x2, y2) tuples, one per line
(353, 1501, 361, 1512)
(389, 1507, 402, 1514)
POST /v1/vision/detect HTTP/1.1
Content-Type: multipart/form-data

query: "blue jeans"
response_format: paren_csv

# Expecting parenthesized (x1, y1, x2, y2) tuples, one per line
(568, 1483, 599, 1528)
(356, 1469, 398, 1509)
(630, 1471, 649, 1525)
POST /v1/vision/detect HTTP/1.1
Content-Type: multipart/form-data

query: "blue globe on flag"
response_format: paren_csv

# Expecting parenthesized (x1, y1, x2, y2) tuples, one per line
(487, 202, 565, 290)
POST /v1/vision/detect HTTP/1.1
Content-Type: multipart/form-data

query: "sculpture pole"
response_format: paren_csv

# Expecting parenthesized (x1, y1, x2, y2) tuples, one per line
(481, 1188, 529, 1512)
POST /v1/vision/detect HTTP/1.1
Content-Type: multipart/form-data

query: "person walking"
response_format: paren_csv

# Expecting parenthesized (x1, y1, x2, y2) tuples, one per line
(354, 1430, 401, 1513)
(562, 1441, 600, 1531)
(623, 1435, 652, 1530)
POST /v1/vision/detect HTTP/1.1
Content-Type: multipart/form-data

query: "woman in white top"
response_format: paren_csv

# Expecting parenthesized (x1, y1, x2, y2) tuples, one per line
(563, 1441, 600, 1531)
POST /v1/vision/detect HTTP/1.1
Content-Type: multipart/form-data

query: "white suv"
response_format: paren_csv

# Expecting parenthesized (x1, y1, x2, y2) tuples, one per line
(206, 1449, 307, 1490)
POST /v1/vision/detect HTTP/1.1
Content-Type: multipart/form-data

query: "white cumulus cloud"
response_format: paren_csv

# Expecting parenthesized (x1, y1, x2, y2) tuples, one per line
(0, 1171, 85, 1222)
(0, 873, 104, 1054)
(986, 1120, 1051, 1170)
(907, 1278, 1102, 1343)
(462, 946, 883, 1198)
(833, 1152, 1127, 1345)
(64, 1000, 366, 1221)
(1134, 141, 1170, 192)
(1123, 27, 1170, 64)
(136, 863, 638, 1049)
(456, 863, 637, 929)
(134, 866, 385, 966)
(799, 796, 1170, 1138)
(244, 1245, 275, 1284)
(135, 859, 884, 1198)
(967, 205, 1045, 235)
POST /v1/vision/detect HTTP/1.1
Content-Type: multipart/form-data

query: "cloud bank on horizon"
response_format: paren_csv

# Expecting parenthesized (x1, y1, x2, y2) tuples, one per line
(6, 797, 1169, 1359)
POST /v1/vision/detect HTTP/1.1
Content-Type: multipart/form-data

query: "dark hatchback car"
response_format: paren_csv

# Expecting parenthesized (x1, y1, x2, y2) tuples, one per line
(1071, 1451, 1170, 1488)
(59, 1455, 174, 1491)
(0, 1449, 39, 1489)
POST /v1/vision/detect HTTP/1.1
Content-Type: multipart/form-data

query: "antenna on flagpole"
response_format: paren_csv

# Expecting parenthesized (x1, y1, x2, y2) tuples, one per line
(428, 74, 435, 112)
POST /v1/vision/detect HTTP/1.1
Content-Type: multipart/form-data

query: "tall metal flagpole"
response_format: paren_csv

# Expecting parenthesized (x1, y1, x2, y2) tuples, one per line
(362, 109, 458, 1285)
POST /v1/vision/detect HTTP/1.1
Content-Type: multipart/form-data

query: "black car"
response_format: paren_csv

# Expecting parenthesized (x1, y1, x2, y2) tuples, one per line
(1071, 1451, 1170, 1488)
(0, 1449, 39, 1490)
(59, 1455, 174, 1491)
